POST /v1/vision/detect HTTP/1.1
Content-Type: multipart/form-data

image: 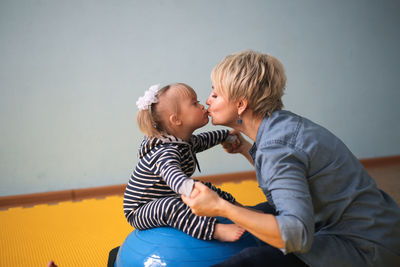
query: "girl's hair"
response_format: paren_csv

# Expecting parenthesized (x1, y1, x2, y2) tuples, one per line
(211, 50, 286, 117)
(137, 83, 196, 137)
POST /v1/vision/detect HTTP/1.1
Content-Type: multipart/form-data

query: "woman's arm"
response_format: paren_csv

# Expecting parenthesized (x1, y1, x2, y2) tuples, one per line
(182, 181, 285, 249)
(257, 145, 314, 253)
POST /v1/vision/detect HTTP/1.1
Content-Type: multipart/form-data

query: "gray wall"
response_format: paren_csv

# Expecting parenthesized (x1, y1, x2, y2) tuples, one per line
(1, 0, 399, 196)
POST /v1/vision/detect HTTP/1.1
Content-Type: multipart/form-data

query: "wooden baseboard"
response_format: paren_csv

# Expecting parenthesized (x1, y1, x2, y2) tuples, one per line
(0, 184, 127, 210)
(1, 155, 399, 209)
(359, 155, 400, 168)
(196, 170, 256, 184)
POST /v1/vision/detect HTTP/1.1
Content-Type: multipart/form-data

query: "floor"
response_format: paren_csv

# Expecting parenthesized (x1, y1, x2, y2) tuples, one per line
(0, 180, 266, 267)
(0, 162, 398, 267)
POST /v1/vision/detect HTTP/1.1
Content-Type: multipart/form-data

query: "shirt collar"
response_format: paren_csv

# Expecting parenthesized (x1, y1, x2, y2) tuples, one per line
(255, 114, 270, 144)
(249, 114, 270, 160)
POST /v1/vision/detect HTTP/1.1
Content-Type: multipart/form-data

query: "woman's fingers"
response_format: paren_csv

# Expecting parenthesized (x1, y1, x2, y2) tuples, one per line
(182, 182, 221, 217)
(190, 187, 200, 198)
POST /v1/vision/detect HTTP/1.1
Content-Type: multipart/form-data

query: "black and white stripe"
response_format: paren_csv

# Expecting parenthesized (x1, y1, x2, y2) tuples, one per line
(123, 130, 236, 240)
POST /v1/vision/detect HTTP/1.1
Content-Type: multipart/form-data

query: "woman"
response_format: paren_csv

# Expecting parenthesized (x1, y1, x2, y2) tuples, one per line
(182, 50, 400, 266)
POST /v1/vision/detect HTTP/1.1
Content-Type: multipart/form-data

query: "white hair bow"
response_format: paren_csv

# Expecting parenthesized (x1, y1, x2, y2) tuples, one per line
(136, 84, 161, 110)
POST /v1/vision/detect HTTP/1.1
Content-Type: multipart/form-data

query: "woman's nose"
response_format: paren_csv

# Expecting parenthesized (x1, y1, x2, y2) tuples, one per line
(206, 95, 211, 106)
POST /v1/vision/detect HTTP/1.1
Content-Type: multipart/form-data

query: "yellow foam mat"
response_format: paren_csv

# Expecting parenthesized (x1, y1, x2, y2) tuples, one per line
(0, 180, 265, 267)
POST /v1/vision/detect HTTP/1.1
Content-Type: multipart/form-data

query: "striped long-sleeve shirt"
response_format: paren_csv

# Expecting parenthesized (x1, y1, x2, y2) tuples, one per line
(123, 129, 236, 227)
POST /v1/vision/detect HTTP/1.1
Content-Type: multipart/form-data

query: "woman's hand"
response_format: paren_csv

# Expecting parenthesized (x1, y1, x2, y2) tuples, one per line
(222, 130, 245, 154)
(183, 182, 284, 249)
(222, 130, 254, 165)
(182, 181, 225, 217)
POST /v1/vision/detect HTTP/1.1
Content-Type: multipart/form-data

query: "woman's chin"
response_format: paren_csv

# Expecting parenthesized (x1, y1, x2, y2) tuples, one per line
(210, 118, 220, 125)
(208, 114, 223, 125)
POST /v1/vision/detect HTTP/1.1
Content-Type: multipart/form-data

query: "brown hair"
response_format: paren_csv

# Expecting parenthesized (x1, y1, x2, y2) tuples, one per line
(137, 83, 196, 137)
(211, 50, 286, 117)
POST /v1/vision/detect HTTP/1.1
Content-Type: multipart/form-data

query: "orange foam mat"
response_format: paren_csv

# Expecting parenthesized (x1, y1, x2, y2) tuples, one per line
(0, 180, 265, 267)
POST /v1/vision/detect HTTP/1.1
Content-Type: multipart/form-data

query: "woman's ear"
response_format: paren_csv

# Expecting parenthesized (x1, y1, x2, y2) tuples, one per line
(169, 114, 182, 126)
(237, 99, 248, 116)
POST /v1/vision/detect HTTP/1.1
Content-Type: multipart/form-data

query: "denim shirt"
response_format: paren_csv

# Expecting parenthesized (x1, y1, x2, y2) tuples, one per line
(249, 110, 400, 266)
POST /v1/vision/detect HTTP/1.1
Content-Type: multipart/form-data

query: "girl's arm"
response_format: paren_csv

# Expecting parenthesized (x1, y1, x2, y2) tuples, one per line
(156, 147, 193, 197)
(191, 130, 230, 153)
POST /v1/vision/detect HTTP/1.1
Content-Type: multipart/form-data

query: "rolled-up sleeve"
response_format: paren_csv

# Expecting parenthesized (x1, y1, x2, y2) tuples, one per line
(156, 148, 192, 195)
(257, 143, 314, 254)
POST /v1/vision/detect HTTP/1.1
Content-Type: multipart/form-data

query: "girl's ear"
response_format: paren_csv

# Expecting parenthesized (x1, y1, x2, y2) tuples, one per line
(169, 114, 182, 126)
(237, 99, 248, 116)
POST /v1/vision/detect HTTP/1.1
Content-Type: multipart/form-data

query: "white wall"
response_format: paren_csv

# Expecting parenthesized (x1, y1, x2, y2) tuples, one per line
(1, 0, 399, 196)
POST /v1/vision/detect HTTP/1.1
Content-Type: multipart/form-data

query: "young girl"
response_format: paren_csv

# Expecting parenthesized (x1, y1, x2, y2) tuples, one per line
(123, 83, 244, 241)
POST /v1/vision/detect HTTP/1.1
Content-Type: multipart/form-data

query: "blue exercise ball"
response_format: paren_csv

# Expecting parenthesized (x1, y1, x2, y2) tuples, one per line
(115, 220, 260, 266)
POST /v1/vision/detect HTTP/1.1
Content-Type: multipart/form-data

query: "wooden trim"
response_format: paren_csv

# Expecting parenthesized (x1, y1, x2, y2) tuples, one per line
(73, 184, 125, 201)
(1, 155, 398, 209)
(359, 155, 400, 168)
(0, 184, 126, 210)
(0, 190, 73, 209)
(196, 170, 256, 185)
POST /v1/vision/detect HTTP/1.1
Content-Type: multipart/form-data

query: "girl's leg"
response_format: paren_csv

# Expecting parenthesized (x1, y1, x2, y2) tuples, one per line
(202, 181, 236, 204)
(133, 197, 240, 241)
(250, 201, 277, 215)
(211, 243, 307, 267)
(212, 202, 307, 266)
(214, 223, 245, 242)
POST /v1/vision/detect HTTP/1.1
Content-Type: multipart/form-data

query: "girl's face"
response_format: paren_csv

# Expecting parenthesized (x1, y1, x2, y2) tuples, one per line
(206, 86, 238, 127)
(179, 93, 209, 132)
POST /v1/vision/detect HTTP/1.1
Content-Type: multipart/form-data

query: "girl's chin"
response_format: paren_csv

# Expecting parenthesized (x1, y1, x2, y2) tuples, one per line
(200, 116, 209, 126)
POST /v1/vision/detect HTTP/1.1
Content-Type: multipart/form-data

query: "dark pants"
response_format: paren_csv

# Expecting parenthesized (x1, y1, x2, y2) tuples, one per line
(108, 246, 119, 267)
(109, 202, 307, 267)
(212, 202, 307, 267)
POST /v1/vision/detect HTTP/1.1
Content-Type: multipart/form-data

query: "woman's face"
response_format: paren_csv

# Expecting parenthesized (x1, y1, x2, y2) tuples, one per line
(206, 86, 238, 126)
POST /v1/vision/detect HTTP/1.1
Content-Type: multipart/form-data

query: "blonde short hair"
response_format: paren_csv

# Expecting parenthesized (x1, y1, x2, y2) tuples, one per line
(211, 50, 286, 117)
(137, 83, 196, 137)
